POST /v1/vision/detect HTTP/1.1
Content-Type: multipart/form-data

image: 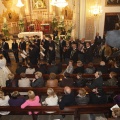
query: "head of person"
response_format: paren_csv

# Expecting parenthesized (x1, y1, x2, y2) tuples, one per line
(90, 39, 94, 44)
(26, 62, 33, 68)
(100, 61, 105, 66)
(35, 71, 42, 79)
(8, 73, 14, 80)
(29, 44, 34, 50)
(64, 86, 71, 95)
(28, 90, 35, 100)
(87, 62, 94, 68)
(20, 73, 26, 78)
(0, 91, 5, 100)
(78, 88, 87, 97)
(49, 73, 56, 80)
(2, 38, 5, 42)
(60, 36, 63, 41)
(0, 54, 3, 59)
(112, 108, 120, 118)
(68, 60, 73, 66)
(12, 39, 17, 43)
(96, 32, 99, 36)
(20, 37, 24, 42)
(109, 72, 117, 78)
(72, 43, 77, 50)
(77, 73, 82, 79)
(86, 42, 90, 48)
(94, 71, 102, 78)
(11, 91, 20, 99)
(77, 60, 83, 67)
(81, 38, 85, 43)
(47, 88, 56, 97)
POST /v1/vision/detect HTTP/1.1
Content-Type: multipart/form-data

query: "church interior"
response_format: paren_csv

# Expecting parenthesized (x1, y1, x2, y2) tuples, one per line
(0, 0, 120, 120)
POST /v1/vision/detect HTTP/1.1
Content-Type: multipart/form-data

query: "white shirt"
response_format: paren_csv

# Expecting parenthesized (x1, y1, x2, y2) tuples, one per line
(25, 68, 35, 74)
(0, 96, 10, 115)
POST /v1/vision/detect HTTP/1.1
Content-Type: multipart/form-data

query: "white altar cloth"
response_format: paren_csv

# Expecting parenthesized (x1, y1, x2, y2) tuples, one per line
(18, 32, 43, 39)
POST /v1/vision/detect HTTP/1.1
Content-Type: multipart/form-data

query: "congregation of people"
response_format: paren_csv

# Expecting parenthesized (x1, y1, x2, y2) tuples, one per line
(0, 31, 120, 119)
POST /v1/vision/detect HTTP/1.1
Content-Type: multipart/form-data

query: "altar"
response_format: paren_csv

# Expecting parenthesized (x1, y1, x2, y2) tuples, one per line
(18, 31, 43, 39)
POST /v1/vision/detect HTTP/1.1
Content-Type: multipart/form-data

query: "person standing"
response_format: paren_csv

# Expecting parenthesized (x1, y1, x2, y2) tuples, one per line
(1, 39, 11, 64)
(59, 36, 66, 62)
(19, 38, 26, 51)
(58, 86, 75, 110)
(53, 27, 58, 40)
(12, 39, 19, 63)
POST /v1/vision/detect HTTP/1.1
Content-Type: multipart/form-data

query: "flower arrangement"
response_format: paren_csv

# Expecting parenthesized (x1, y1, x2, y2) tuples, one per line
(1, 17, 9, 36)
(51, 17, 58, 30)
(18, 19, 24, 32)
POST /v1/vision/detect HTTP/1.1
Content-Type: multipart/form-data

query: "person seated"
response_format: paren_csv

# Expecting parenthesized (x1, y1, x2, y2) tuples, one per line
(18, 73, 31, 95)
(6, 73, 17, 87)
(73, 60, 84, 74)
(8, 91, 26, 106)
(89, 88, 107, 104)
(75, 88, 89, 105)
(58, 86, 76, 110)
(47, 61, 59, 74)
(31, 71, 44, 87)
(16, 63, 26, 74)
(109, 61, 120, 73)
(74, 73, 87, 87)
(104, 72, 118, 86)
(87, 71, 103, 89)
(96, 61, 108, 74)
(63, 60, 73, 74)
(60, 72, 74, 87)
(46, 73, 58, 87)
(84, 62, 95, 74)
(25, 62, 35, 74)
(0, 91, 10, 115)
(112, 108, 120, 119)
(21, 90, 41, 115)
(36, 61, 47, 74)
(42, 88, 58, 106)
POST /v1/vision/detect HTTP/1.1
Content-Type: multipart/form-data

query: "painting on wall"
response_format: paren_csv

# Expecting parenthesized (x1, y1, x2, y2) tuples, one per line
(32, 0, 47, 10)
(106, 0, 120, 6)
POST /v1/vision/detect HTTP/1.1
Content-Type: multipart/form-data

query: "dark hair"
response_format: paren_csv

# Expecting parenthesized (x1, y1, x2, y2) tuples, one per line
(64, 72, 70, 78)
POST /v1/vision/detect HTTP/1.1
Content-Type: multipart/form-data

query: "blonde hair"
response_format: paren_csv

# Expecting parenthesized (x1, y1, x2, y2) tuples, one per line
(11, 91, 19, 98)
(0, 91, 5, 100)
(8, 73, 15, 80)
(110, 72, 117, 78)
(47, 88, 56, 97)
(49, 73, 56, 79)
(0, 54, 3, 59)
(35, 72, 42, 78)
(28, 90, 35, 100)
(78, 88, 87, 97)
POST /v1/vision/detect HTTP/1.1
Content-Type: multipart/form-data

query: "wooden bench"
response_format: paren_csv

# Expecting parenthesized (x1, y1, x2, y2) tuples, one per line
(2, 87, 120, 96)
(0, 103, 115, 120)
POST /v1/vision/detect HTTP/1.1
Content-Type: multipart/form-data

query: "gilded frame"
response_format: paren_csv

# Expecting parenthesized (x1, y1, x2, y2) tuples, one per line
(105, 0, 120, 6)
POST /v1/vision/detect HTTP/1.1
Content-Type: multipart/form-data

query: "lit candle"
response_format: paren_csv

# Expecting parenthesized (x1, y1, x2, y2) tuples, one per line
(3, 17, 6, 23)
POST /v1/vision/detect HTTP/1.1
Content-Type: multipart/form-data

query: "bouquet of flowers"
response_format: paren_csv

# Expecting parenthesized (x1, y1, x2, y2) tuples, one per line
(18, 19, 24, 32)
(2, 18, 9, 36)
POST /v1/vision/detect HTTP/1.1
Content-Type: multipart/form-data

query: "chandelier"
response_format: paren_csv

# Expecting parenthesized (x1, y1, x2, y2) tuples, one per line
(16, 0, 24, 7)
(51, 0, 68, 8)
(89, 0, 102, 16)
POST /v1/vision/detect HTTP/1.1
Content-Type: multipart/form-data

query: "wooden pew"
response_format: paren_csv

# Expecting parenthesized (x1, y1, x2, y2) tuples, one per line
(0, 103, 115, 120)
(2, 87, 120, 96)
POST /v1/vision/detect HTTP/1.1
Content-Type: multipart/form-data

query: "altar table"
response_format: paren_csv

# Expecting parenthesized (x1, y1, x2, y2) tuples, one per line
(18, 31, 43, 39)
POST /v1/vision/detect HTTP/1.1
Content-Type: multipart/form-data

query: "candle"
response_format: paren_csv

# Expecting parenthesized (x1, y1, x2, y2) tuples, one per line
(3, 17, 6, 23)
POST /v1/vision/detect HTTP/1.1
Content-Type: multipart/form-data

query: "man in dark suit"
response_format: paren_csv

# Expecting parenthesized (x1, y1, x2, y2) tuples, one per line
(12, 39, 19, 63)
(53, 27, 58, 40)
(58, 86, 75, 110)
(59, 36, 66, 62)
(87, 71, 103, 89)
(19, 38, 26, 51)
(41, 35, 49, 60)
(29, 45, 38, 65)
(47, 61, 59, 74)
(84, 42, 93, 63)
(2, 39, 11, 63)
(33, 35, 40, 59)
(70, 43, 78, 63)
